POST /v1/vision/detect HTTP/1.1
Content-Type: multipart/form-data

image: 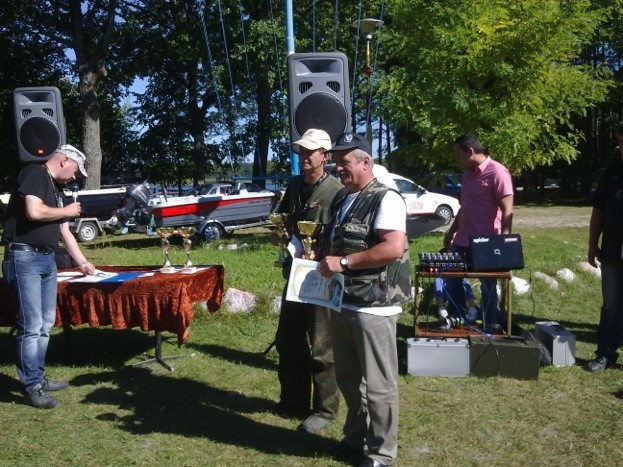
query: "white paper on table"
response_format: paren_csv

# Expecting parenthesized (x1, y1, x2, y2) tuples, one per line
(57, 271, 83, 282)
(285, 258, 344, 312)
(68, 270, 118, 283)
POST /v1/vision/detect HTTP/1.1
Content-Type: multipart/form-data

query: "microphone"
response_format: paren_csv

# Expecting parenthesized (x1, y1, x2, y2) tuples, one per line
(68, 182, 79, 203)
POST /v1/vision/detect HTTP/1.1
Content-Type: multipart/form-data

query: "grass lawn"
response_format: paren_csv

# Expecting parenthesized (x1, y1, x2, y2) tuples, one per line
(1, 205, 622, 466)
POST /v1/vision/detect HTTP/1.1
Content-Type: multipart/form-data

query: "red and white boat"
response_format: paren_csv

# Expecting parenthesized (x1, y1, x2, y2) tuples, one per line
(115, 182, 279, 241)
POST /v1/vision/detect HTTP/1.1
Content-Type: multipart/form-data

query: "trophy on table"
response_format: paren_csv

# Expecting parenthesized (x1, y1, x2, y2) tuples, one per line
(269, 212, 289, 267)
(156, 227, 175, 273)
(297, 220, 321, 260)
(179, 226, 197, 273)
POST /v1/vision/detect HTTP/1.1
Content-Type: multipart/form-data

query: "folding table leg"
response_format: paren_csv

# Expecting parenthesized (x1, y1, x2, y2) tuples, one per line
(131, 331, 195, 371)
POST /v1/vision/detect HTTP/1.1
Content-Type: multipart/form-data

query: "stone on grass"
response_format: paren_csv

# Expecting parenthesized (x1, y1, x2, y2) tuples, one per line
(270, 295, 282, 314)
(223, 288, 257, 313)
(195, 301, 208, 312)
(511, 276, 530, 295)
(533, 271, 559, 290)
(577, 261, 601, 278)
(556, 268, 576, 283)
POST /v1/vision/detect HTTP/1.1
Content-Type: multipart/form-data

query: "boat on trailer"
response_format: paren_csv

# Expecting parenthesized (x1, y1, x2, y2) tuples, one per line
(114, 182, 279, 241)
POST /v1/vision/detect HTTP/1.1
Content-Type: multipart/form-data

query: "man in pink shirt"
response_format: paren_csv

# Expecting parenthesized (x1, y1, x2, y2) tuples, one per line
(443, 133, 514, 330)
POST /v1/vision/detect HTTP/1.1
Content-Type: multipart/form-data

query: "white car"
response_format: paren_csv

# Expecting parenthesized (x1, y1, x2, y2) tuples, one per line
(389, 173, 461, 225)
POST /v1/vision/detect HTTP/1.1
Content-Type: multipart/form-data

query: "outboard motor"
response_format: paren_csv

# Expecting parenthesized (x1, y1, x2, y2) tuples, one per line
(113, 184, 152, 230)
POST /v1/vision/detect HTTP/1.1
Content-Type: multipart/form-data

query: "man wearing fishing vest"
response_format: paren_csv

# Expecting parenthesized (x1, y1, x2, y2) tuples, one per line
(318, 132, 411, 467)
(271, 128, 348, 434)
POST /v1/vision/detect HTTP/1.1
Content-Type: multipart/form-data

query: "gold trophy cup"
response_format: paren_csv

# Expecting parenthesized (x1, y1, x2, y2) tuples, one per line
(179, 226, 197, 273)
(156, 227, 175, 273)
(297, 220, 321, 260)
(269, 213, 289, 267)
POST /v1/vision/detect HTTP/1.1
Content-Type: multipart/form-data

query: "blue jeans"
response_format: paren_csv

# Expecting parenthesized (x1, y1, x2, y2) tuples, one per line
(2, 250, 57, 392)
(445, 245, 500, 326)
(596, 261, 623, 363)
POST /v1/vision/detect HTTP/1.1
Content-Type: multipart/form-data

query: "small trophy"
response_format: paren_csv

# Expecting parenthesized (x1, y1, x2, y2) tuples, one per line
(269, 212, 289, 267)
(156, 227, 175, 273)
(179, 226, 197, 273)
(297, 220, 321, 260)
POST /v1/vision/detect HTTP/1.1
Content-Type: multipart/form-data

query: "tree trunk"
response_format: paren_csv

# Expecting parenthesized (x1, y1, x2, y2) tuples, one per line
(80, 66, 103, 189)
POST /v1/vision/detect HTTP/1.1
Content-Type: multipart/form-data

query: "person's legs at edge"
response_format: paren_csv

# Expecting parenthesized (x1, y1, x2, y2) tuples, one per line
(480, 278, 499, 328)
(445, 245, 468, 319)
(594, 262, 623, 363)
(275, 287, 312, 414)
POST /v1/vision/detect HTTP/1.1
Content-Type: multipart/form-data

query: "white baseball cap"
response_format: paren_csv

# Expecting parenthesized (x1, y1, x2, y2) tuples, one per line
(56, 144, 88, 178)
(292, 129, 332, 153)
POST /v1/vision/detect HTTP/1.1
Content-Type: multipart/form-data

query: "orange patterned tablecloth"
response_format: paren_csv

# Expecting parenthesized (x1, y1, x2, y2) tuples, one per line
(0, 265, 224, 346)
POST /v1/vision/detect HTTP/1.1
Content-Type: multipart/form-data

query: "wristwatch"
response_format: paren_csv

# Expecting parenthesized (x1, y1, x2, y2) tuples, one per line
(340, 256, 350, 271)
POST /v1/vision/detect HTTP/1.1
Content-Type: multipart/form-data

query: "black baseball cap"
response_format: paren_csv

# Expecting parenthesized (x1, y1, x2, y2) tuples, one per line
(330, 132, 372, 155)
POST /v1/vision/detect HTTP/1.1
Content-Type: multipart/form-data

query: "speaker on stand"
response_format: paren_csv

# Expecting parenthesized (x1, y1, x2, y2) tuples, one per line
(13, 86, 66, 163)
(287, 52, 351, 145)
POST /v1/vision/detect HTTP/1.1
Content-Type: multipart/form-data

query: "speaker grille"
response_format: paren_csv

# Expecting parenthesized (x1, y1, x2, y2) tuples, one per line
(21, 109, 32, 118)
(42, 108, 54, 118)
(298, 82, 312, 95)
(294, 92, 347, 143)
(327, 81, 341, 93)
(19, 117, 62, 158)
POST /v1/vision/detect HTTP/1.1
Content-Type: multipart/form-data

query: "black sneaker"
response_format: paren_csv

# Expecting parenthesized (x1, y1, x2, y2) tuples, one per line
(326, 439, 363, 458)
(587, 356, 610, 372)
(26, 387, 59, 409)
(41, 378, 69, 392)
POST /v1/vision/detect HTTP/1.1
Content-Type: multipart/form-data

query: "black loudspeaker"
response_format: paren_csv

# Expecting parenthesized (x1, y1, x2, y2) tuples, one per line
(13, 86, 66, 162)
(287, 52, 351, 144)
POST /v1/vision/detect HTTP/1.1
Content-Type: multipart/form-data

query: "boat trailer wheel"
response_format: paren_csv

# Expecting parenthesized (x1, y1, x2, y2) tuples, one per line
(201, 223, 224, 242)
(76, 221, 99, 242)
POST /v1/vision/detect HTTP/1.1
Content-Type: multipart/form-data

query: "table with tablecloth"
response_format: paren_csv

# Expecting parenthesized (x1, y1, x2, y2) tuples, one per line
(0, 265, 224, 348)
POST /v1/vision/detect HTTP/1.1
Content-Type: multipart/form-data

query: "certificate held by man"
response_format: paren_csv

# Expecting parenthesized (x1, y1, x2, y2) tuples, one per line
(285, 258, 344, 311)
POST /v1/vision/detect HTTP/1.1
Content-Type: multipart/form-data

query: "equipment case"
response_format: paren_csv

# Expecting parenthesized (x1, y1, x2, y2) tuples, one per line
(407, 337, 470, 377)
(535, 321, 576, 367)
(469, 336, 540, 380)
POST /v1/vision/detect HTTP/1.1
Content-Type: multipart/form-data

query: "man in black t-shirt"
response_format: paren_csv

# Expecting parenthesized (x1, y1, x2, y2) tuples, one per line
(2, 145, 96, 408)
(587, 123, 623, 372)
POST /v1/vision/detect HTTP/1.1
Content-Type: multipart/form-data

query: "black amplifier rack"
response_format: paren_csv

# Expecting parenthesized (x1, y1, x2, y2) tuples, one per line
(417, 251, 467, 273)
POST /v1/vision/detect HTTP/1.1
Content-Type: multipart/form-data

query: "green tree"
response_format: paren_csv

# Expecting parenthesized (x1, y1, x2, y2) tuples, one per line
(41, 0, 122, 189)
(382, 0, 612, 173)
